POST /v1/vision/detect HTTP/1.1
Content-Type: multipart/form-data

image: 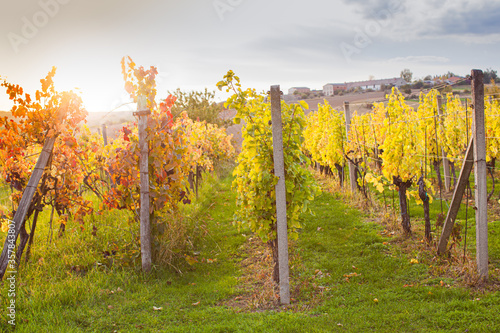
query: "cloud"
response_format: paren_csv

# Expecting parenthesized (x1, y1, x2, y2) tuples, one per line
(341, 0, 500, 43)
(387, 56, 450, 64)
(447, 33, 500, 45)
(341, 0, 408, 19)
(435, 2, 500, 35)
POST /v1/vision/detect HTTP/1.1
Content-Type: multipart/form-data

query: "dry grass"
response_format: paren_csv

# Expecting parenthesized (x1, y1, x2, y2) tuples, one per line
(219, 236, 327, 312)
(152, 211, 205, 273)
(221, 237, 279, 311)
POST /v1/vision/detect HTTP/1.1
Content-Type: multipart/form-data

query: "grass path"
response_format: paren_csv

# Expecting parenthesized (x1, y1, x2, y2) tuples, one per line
(2, 174, 500, 332)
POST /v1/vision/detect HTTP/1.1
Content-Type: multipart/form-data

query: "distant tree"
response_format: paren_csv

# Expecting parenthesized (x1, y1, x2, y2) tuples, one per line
(400, 69, 413, 83)
(368, 75, 375, 81)
(412, 80, 424, 89)
(444, 71, 455, 79)
(169, 88, 229, 127)
(400, 84, 412, 94)
(485, 81, 500, 99)
(440, 85, 453, 94)
(424, 75, 432, 81)
(484, 68, 498, 84)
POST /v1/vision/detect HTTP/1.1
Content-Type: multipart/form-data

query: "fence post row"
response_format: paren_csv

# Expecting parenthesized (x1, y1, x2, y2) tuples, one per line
(270, 85, 290, 305)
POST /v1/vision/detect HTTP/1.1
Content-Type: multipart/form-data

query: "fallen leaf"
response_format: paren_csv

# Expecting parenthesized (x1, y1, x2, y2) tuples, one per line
(153, 306, 163, 311)
(192, 301, 200, 306)
(185, 255, 198, 265)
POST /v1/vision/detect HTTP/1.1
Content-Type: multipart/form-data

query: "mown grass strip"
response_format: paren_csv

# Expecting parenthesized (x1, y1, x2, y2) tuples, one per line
(1, 170, 499, 332)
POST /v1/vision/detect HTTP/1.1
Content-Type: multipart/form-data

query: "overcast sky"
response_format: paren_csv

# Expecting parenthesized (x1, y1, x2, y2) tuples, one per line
(1, 0, 499, 112)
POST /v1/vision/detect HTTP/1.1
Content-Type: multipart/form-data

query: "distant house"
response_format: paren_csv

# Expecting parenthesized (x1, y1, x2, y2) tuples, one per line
(288, 87, 311, 95)
(323, 83, 347, 96)
(445, 76, 464, 85)
(346, 77, 407, 91)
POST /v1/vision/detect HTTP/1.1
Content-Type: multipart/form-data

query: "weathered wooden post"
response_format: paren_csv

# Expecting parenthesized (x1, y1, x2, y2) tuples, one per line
(101, 123, 114, 187)
(0, 136, 56, 279)
(134, 96, 152, 272)
(437, 139, 474, 255)
(472, 69, 488, 279)
(102, 124, 108, 146)
(437, 70, 488, 279)
(195, 164, 200, 199)
(270, 85, 290, 305)
(437, 96, 451, 192)
(344, 102, 357, 192)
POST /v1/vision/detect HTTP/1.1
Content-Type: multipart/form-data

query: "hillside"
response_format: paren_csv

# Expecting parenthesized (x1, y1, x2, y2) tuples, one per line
(0, 111, 12, 119)
(85, 111, 135, 139)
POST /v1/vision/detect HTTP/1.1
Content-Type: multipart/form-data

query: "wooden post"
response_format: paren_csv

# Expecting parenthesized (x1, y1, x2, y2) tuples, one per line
(344, 102, 357, 192)
(134, 96, 152, 272)
(0, 136, 56, 279)
(472, 69, 488, 279)
(270, 85, 290, 305)
(437, 138, 474, 255)
(195, 164, 200, 199)
(437, 70, 488, 279)
(101, 123, 113, 186)
(102, 124, 108, 146)
(437, 96, 451, 191)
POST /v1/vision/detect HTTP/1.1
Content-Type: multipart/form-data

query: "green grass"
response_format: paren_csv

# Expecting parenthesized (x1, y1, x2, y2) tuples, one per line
(293, 191, 500, 331)
(366, 163, 500, 265)
(0, 167, 499, 332)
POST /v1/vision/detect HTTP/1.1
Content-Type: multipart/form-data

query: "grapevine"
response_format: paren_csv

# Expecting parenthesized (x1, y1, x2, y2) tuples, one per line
(217, 70, 318, 282)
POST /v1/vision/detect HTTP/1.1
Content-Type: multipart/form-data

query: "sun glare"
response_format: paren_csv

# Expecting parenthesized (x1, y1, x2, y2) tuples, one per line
(53, 73, 133, 113)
